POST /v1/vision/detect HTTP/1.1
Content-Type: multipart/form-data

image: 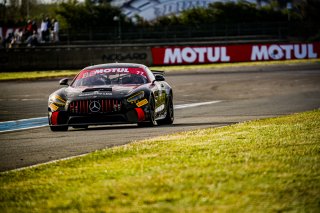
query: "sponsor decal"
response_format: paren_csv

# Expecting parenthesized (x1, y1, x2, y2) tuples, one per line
(136, 99, 148, 107)
(152, 42, 320, 65)
(163, 47, 230, 64)
(83, 68, 129, 78)
(102, 53, 147, 61)
(78, 67, 148, 79)
(250, 44, 317, 61)
(127, 91, 145, 103)
(79, 92, 112, 97)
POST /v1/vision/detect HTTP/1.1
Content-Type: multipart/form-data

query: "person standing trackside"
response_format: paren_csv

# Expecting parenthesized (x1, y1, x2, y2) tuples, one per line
(41, 17, 51, 42)
(52, 19, 59, 42)
(40, 18, 48, 43)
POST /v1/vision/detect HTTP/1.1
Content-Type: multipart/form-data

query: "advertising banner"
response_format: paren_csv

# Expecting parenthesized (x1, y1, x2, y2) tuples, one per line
(151, 42, 320, 65)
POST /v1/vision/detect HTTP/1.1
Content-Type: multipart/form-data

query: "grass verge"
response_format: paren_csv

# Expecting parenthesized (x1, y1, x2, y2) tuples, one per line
(1, 59, 319, 81)
(0, 110, 319, 212)
(0, 70, 79, 81)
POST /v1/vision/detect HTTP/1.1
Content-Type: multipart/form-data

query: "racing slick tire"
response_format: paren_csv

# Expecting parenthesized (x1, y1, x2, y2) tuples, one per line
(72, 125, 88, 129)
(48, 114, 68, 131)
(138, 95, 157, 127)
(49, 125, 68, 131)
(157, 95, 174, 125)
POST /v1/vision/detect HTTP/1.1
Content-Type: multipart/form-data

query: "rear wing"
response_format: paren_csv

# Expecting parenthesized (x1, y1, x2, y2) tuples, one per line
(151, 70, 165, 76)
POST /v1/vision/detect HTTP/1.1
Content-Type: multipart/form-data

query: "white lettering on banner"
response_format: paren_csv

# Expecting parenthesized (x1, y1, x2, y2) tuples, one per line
(182, 47, 197, 63)
(294, 44, 307, 59)
(251, 44, 317, 61)
(308, 44, 317, 58)
(207, 47, 219, 62)
(164, 48, 182, 63)
(220, 47, 230, 62)
(269, 45, 284, 59)
(164, 47, 230, 64)
(95, 68, 129, 74)
(194, 48, 206, 62)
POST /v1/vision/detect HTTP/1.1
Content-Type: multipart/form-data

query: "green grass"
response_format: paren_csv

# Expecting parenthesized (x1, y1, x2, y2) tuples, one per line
(1, 59, 319, 81)
(0, 110, 319, 212)
(0, 70, 79, 81)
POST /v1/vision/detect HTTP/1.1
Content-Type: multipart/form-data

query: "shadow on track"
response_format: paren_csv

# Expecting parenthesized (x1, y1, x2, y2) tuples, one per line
(69, 121, 237, 131)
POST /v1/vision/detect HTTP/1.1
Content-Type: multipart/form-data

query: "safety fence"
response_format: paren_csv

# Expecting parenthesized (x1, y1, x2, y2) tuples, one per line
(59, 22, 290, 44)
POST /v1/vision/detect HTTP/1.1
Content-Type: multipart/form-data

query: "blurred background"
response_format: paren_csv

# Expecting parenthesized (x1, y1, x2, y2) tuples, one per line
(1, 0, 319, 45)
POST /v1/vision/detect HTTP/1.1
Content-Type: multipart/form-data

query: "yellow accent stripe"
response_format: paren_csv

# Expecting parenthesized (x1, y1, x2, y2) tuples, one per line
(49, 103, 59, 111)
(55, 95, 66, 103)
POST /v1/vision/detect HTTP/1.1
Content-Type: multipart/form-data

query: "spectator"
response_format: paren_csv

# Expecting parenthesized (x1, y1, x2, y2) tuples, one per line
(14, 28, 23, 46)
(40, 17, 51, 42)
(40, 18, 48, 42)
(45, 17, 51, 42)
(52, 19, 59, 42)
(0, 27, 3, 47)
(24, 19, 33, 40)
(31, 20, 38, 36)
(2, 32, 14, 48)
(26, 30, 39, 47)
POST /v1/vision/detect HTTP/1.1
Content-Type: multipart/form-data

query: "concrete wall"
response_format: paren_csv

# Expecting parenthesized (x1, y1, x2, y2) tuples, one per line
(0, 45, 152, 71)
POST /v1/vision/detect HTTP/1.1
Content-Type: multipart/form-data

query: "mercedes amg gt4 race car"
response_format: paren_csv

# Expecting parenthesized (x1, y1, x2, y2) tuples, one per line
(48, 63, 174, 131)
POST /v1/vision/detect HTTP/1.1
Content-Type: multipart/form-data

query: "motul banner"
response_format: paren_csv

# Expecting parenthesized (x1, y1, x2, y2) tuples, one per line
(151, 42, 320, 65)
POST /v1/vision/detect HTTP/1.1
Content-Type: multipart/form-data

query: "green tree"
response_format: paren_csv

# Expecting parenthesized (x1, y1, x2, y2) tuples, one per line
(55, 0, 123, 30)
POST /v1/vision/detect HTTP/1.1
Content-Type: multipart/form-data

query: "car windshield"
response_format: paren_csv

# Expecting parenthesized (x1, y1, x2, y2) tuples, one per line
(71, 67, 149, 87)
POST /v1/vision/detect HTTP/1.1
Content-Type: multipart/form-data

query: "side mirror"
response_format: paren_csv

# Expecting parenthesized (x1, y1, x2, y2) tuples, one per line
(59, 78, 69, 86)
(155, 75, 165, 81)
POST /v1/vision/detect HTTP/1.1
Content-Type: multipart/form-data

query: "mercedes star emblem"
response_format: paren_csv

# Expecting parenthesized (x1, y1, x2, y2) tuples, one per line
(89, 100, 101, 112)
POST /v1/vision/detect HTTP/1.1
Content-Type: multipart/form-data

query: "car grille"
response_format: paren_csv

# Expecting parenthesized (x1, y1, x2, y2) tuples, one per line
(69, 99, 122, 114)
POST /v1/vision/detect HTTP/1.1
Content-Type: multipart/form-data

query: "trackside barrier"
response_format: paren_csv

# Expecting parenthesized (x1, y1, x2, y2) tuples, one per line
(151, 42, 320, 65)
(0, 46, 152, 71)
(1, 42, 319, 71)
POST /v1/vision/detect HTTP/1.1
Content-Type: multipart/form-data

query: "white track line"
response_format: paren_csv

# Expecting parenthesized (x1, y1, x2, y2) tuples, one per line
(174, 100, 222, 109)
(2, 100, 224, 172)
(0, 100, 223, 133)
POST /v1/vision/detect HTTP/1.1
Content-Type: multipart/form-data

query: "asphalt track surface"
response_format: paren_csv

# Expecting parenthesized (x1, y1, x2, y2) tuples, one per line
(0, 63, 320, 172)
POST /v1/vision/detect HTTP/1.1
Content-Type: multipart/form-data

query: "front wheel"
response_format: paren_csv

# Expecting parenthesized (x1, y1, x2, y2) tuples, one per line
(72, 125, 88, 129)
(49, 125, 68, 131)
(138, 95, 157, 127)
(157, 96, 174, 125)
(48, 113, 68, 131)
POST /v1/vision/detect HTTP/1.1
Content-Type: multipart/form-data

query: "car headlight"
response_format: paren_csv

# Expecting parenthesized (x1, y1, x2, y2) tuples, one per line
(49, 94, 66, 107)
(127, 91, 145, 103)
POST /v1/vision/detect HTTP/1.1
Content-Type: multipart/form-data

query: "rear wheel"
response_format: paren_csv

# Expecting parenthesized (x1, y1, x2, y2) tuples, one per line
(138, 96, 157, 127)
(157, 96, 174, 125)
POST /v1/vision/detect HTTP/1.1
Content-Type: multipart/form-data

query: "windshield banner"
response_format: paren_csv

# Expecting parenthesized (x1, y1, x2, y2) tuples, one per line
(78, 68, 147, 79)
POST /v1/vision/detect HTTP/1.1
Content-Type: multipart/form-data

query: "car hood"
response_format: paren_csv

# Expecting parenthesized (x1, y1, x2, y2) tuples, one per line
(64, 84, 143, 100)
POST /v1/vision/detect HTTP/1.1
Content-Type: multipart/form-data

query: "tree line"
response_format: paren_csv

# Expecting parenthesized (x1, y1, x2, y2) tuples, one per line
(1, 0, 319, 40)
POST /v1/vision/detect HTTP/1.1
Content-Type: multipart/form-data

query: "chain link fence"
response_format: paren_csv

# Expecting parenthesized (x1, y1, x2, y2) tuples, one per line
(59, 22, 293, 44)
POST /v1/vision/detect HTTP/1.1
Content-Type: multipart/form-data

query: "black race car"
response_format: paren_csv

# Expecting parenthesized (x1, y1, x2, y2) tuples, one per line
(48, 63, 174, 131)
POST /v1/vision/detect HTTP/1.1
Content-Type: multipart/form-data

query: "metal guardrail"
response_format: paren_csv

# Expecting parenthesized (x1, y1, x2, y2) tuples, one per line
(59, 22, 290, 44)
